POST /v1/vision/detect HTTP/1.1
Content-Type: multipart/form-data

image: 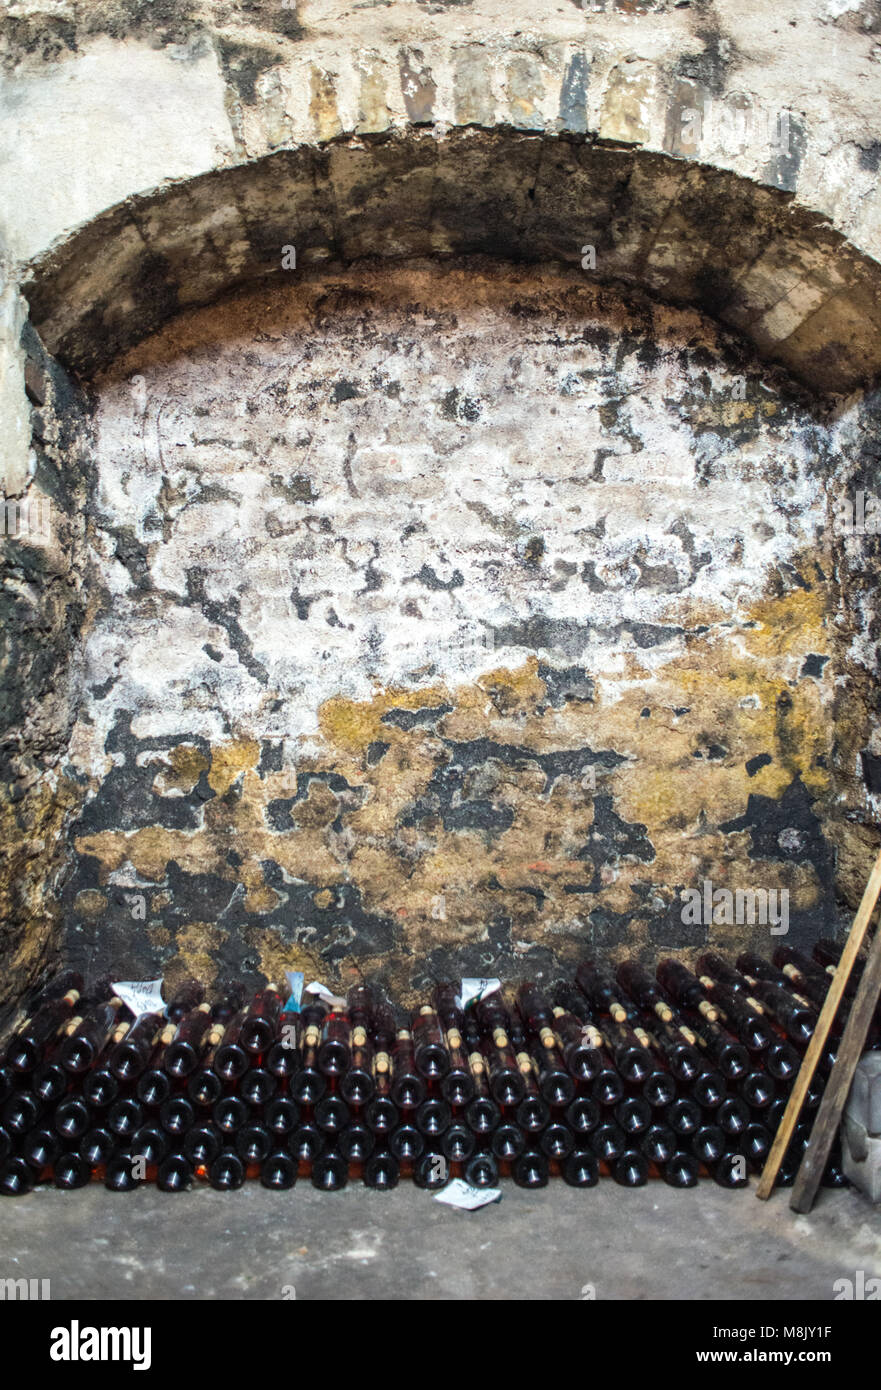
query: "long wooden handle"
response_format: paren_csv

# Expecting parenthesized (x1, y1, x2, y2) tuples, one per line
(790, 919, 881, 1212)
(755, 842, 881, 1200)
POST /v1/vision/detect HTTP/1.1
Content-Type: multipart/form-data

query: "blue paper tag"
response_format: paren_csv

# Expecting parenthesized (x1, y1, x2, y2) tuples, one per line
(283, 970, 304, 1013)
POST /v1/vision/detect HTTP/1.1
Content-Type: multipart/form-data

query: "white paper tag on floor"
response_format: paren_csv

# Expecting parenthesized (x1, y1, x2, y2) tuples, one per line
(459, 978, 501, 1010)
(112, 979, 166, 1019)
(434, 1178, 502, 1211)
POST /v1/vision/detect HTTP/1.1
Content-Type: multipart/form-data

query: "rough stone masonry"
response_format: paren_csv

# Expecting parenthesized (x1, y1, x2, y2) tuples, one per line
(2, 0, 881, 1011)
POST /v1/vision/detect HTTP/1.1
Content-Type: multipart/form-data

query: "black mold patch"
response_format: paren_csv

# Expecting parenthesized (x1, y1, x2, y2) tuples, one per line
(800, 653, 829, 679)
(186, 568, 268, 685)
(861, 751, 881, 796)
(218, 39, 283, 107)
(537, 663, 595, 708)
(381, 704, 453, 731)
(746, 753, 772, 778)
(559, 52, 590, 134)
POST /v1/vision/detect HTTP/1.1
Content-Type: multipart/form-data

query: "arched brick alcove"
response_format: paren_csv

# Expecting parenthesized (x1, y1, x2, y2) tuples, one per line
(5, 129, 881, 1009)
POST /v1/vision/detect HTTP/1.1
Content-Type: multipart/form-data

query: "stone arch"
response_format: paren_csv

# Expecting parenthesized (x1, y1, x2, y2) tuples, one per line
(20, 128, 881, 395)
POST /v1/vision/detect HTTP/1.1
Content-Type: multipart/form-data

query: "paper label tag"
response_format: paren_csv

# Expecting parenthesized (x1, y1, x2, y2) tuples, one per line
(434, 1178, 502, 1211)
(304, 980, 346, 1009)
(459, 978, 501, 1010)
(283, 971, 304, 1013)
(112, 979, 166, 1020)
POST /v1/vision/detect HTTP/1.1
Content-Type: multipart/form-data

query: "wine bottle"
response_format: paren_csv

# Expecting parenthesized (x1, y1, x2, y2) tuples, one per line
(131, 1123, 168, 1165)
(491, 1121, 526, 1162)
(55, 1095, 91, 1141)
(512, 1149, 549, 1188)
(363, 1148, 400, 1189)
(290, 1009, 327, 1106)
(736, 978, 817, 1047)
(691, 1068, 726, 1109)
(159, 1095, 194, 1138)
(641, 1123, 677, 1165)
(551, 1007, 602, 1082)
(53, 1152, 91, 1190)
(740, 1070, 775, 1109)
(4, 1089, 42, 1135)
(341, 1009, 374, 1105)
(83, 1019, 131, 1107)
(165, 978, 205, 1023)
(266, 1012, 301, 1080)
(108, 1095, 143, 1140)
(183, 1123, 221, 1167)
(413, 1149, 450, 1190)
(110, 1012, 164, 1082)
(416, 1097, 452, 1138)
(432, 984, 475, 1105)
(515, 1053, 551, 1133)
(0, 1156, 35, 1195)
(315, 1093, 350, 1136)
(662, 1151, 699, 1187)
(311, 1149, 349, 1190)
(614, 1095, 651, 1136)
(575, 961, 652, 1082)
(80, 1126, 116, 1165)
(691, 1123, 726, 1164)
(264, 1095, 299, 1138)
(6, 981, 82, 1073)
(540, 1121, 575, 1161)
(288, 1120, 324, 1165)
(474, 997, 526, 1107)
(389, 1122, 424, 1162)
(562, 1149, 599, 1187)
(464, 1050, 500, 1136)
(590, 1120, 626, 1162)
(261, 1149, 297, 1189)
(613, 1149, 649, 1186)
(717, 1095, 750, 1137)
(656, 959, 721, 1023)
(209, 1148, 245, 1190)
(463, 1151, 498, 1189)
(236, 1122, 271, 1165)
(318, 1008, 351, 1078)
(23, 1125, 60, 1171)
(61, 998, 124, 1075)
(711, 1153, 749, 1188)
(390, 1028, 427, 1109)
(565, 1095, 600, 1139)
(163, 1003, 214, 1079)
(692, 978, 774, 1054)
(213, 1094, 248, 1135)
(616, 960, 677, 1025)
(136, 1022, 177, 1106)
(240, 1066, 277, 1107)
(338, 1121, 375, 1164)
(442, 1122, 476, 1163)
(412, 1007, 450, 1080)
(666, 1096, 701, 1137)
(233, 984, 281, 1055)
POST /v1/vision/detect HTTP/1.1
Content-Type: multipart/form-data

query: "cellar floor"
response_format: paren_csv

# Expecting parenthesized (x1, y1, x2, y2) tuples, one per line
(0, 1181, 878, 1300)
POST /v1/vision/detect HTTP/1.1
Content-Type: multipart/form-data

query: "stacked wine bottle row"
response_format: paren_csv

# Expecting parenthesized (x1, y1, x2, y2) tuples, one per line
(0, 941, 869, 1196)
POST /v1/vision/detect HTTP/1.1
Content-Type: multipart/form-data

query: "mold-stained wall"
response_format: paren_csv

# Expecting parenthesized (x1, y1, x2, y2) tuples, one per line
(63, 261, 846, 996)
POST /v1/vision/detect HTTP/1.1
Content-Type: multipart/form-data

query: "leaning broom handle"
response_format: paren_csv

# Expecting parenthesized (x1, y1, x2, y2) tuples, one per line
(755, 843, 881, 1200)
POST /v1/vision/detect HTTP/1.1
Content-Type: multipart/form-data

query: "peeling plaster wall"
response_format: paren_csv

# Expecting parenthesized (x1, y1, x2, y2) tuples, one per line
(63, 261, 848, 997)
(0, 320, 92, 1019)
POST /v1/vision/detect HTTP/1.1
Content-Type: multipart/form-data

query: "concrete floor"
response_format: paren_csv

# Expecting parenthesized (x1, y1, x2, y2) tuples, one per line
(1, 1180, 879, 1300)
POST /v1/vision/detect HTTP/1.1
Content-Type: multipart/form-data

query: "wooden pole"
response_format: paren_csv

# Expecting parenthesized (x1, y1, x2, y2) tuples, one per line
(755, 843, 881, 1200)
(790, 920, 881, 1212)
